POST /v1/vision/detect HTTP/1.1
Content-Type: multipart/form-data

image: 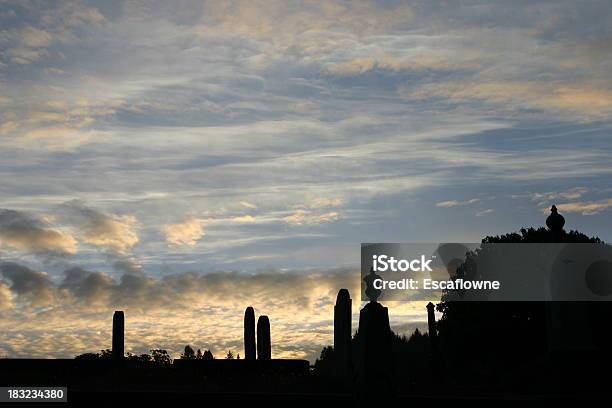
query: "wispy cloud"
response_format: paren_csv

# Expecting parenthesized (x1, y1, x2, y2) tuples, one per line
(410, 80, 612, 120)
(283, 210, 339, 226)
(436, 199, 480, 208)
(529, 187, 589, 203)
(162, 217, 204, 247)
(232, 215, 256, 223)
(476, 209, 495, 217)
(58, 201, 139, 255)
(543, 198, 612, 215)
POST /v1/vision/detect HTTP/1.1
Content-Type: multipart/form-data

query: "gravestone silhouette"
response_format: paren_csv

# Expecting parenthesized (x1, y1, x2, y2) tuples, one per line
(334, 289, 352, 378)
(244, 306, 256, 360)
(257, 315, 271, 360)
(112, 311, 124, 360)
(356, 273, 394, 395)
(357, 301, 394, 396)
(426, 302, 438, 352)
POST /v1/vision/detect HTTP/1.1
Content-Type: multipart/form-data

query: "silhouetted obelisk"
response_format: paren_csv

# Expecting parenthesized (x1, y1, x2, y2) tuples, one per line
(334, 289, 352, 378)
(257, 315, 271, 360)
(426, 302, 438, 352)
(112, 311, 124, 360)
(244, 306, 256, 360)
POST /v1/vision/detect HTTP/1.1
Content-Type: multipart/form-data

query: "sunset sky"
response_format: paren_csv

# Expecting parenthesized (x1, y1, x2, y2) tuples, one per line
(1, 0, 611, 362)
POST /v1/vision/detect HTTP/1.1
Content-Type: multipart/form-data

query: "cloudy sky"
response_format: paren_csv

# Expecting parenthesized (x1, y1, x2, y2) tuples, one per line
(1, 0, 611, 361)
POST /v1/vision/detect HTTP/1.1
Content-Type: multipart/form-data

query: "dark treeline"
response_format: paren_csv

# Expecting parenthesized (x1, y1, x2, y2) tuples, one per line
(76, 345, 235, 363)
(314, 328, 432, 387)
(434, 226, 611, 393)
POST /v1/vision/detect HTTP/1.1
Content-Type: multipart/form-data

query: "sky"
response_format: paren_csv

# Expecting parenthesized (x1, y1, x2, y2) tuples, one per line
(0, 0, 611, 362)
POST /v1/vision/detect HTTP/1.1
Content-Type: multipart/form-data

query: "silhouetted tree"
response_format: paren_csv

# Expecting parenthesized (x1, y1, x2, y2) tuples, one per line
(126, 352, 153, 363)
(150, 349, 172, 365)
(74, 349, 114, 360)
(75, 352, 101, 360)
(390, 329, 432, 385)
(202, 349, 214, 360)
(316, 328, 432, 386)
(196, 349, 203, 359)
(226, 350, 235, 359)
(180, 345, 196, 359)
(437, 226, 604, 389)
(313, 346, 335, 377)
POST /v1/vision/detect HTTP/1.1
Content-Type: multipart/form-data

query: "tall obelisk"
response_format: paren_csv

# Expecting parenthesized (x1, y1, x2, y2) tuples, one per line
(244, 306, 256, 360)
(112, 311, 124, 360)
(334, 289, 352, 378)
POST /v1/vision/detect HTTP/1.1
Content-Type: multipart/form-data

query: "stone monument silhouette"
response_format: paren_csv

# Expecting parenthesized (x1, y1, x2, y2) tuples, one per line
(426, 301, 443, 378)
(544, 205, 594, 351)
(112, 311, 124, 360)
(426, 302, 438, 352)
(334, 289, 352, 378)
(244, 306, 256, 360)
(546, 205, 565, 242)
(257, 315, 271, 360)
(363, 267, 382, 302)
(356, 269, 394, 396)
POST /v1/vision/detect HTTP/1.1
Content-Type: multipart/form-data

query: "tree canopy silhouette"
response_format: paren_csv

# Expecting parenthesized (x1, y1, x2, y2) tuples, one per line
(436, 225, 605, 388)
(180, 345, 196, 359)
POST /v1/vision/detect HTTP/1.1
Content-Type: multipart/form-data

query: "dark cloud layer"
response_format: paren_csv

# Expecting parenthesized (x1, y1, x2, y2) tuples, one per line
(57, 200, 139, 254)
(0, 259, 359, 312)
(0, 209, 76, 255)
(0, 262, 54, 305)
(0, 260, 375, 361)
(0, 259, 428, 361)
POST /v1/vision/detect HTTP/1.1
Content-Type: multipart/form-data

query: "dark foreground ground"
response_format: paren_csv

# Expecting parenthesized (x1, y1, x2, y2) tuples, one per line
(65, 390, 612, 404)
(1, 358, 611, 404)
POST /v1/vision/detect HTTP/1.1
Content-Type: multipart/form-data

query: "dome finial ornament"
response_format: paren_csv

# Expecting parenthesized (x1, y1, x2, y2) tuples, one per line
(546, 204, 565, 232)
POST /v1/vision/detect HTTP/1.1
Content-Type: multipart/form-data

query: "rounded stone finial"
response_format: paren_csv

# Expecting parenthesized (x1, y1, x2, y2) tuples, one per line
(546, 205, 565, 231)
(364, 267, 382, 302)
(337, 288, 351, 302)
